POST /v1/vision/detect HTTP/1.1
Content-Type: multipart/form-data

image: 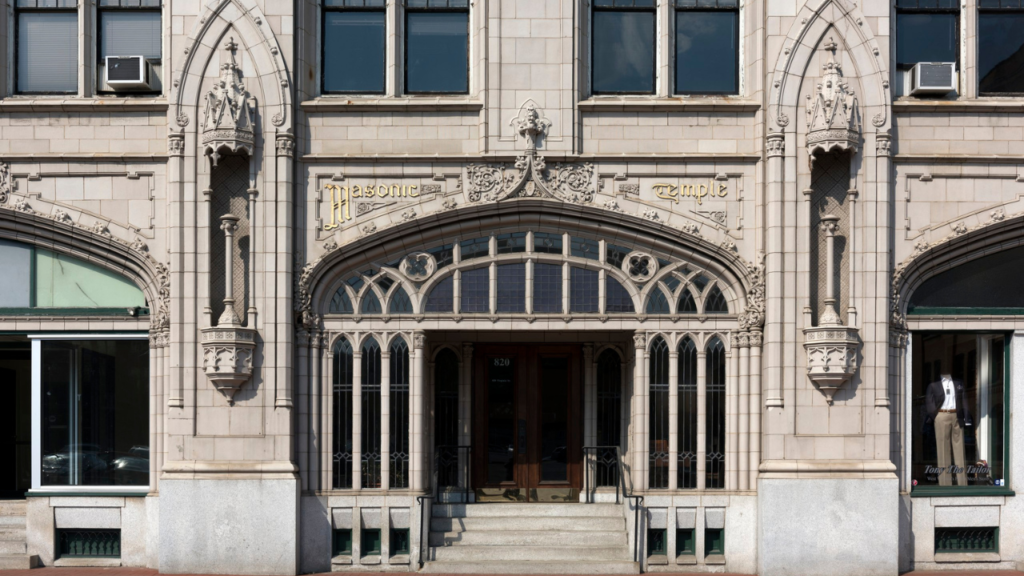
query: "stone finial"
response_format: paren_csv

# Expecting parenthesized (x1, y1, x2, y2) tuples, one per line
(202, 37, 256, 166)
(806, 37, 861, 159)
(509, 100, 551, 152)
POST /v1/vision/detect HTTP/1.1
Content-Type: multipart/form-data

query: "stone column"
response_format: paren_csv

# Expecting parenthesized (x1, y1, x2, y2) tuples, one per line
(738, 333, 750, 491)
(297, 330, 310, 492)
(727, 333, 741, 490)
(246, 187, 259, 326)
(875, 132, 893, 408)
(322, 337, 332, 490)
(310, 333, 322, 491)
(276, 133, 296, 412)
(632, 332, 647, 491)
(749, 332, 762, 488)
(765, 132, 786, 410)
(167, 132, 186, 409)
(412, 332, 426, 492)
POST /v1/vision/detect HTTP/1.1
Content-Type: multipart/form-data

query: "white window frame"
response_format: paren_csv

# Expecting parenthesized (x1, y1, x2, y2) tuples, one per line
(30, 332, 150, 495)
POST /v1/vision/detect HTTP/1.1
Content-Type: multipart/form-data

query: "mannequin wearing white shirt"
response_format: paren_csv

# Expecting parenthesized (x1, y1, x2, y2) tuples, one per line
(925, 373, 972, 486)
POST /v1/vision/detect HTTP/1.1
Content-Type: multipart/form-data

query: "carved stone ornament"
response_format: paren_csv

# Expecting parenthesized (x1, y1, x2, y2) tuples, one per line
(465, 154, 595, 204)
(0, 162, 10, 204)
(803, 214, 859, 404)
(623, 252, 658, 283)
(805, 37, 861, 159)
(201, 214, 257, 404)
(401, 252, 437, 281)
(509, 100, 551, 151)
(202, 37, 257, 167)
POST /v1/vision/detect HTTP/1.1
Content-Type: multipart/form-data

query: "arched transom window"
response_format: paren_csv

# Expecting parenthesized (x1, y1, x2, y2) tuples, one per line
(324, 231, 737, 319)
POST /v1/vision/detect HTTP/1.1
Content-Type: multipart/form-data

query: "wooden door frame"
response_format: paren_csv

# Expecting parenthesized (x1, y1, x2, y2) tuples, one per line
(472, 344, 582, 501)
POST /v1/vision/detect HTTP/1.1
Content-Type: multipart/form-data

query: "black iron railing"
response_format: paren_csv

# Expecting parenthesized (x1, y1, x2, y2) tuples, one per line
(434, 444, 471, 503)
(583, 445, 644, 563)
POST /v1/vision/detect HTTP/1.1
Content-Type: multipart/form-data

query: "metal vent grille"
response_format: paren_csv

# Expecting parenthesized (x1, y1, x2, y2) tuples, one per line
(935, 527, 998, 553)
(210, 155, 250, 325)
(58, 529, 121, 558)
(107, 57, 142, 81)
(809, 151, 851, 325)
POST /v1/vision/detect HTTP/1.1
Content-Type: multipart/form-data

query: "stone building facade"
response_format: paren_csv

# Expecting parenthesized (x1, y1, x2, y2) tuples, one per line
(0, 0, 1021, 574)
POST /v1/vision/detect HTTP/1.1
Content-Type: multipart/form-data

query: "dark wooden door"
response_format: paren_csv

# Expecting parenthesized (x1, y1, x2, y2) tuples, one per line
(472, 345, 582, 502)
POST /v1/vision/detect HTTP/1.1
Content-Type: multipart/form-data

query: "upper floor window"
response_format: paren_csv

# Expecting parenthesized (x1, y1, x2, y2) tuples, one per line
(15, 0, 78, 94)
(404, 0, 470, 94)
(978, 0, 1024, 94)
(592, 0, 656, 94)
(322, 0, 386, 94)
(97, 0, 162, 94)
(895, 0, 958, 73)
(674, 0, 739, 95)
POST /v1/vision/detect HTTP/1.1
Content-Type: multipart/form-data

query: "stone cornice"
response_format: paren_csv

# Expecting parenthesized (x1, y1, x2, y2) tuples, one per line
(0, 98, 169, 113)
(577, 98, 760, 113)
(300, 97, 484, 113)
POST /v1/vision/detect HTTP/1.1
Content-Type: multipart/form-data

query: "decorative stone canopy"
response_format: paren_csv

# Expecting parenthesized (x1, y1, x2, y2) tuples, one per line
(805, 37, 861, 158)
(202, 37, 256, 166)
(201, 214, 257, 404)
(803, 214, 860, 403)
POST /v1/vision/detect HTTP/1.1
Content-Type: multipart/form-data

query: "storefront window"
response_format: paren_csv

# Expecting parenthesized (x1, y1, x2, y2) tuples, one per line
(911, 333, 1007, 490)
(38, 339, 149, 487)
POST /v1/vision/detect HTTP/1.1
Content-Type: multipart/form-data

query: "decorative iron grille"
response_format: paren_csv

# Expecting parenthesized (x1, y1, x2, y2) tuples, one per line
(58, 529, 120, 558)
(935, 527, 998, 553)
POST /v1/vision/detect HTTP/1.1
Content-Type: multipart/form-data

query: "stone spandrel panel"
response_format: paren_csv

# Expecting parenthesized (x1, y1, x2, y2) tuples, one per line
(305, 161, 755, 260)
(895, 163, 1024, 262)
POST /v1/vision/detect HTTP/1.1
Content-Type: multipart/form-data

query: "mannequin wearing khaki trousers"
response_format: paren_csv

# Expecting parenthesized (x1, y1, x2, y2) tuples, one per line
(933, 411, 967, 486)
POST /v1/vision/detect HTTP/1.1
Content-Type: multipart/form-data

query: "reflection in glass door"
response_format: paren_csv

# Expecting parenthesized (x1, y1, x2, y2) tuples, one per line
(473, 345, 581, 502)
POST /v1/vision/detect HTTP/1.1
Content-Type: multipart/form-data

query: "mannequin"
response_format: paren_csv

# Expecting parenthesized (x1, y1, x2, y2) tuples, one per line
(925, 372, 973, 486)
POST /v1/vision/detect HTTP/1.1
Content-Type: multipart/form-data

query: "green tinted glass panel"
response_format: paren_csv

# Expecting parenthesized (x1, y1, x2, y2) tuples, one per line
(705, 528, 724, 556)
(332, 529, 352, 555)
(677, 528, 695, 556)
(391, 528, 410, 555)
(362, 529, 381, 556)
(35, 248, 144, 308)
(648, 528, 667, 556)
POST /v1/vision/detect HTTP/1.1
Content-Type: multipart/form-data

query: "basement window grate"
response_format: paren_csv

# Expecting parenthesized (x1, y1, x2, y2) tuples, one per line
(332, 529, 352, 556)
(362, 528, 381, 557)
(935, 527, 998, 553)
(677, 528, 695, 556)
(391, 528, 410, 555)
(57, 529, 121, 559)
(705, 527, 725, 556)
(647, 528, 667, 556)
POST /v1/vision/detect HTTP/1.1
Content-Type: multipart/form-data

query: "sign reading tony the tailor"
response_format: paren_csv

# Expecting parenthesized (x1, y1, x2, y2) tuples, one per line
(323, 183, 420, 230)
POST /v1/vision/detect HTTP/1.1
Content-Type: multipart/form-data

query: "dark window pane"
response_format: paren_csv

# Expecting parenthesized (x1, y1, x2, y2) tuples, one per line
(496, 263, 526, 313)
(663, 276, 681, 293)
(389, 287, 414, 314)
(646, 287, 671, 314)
(406, 12, 469, 93)
(330, 288, 355, 313)
(461, 268, 489, 313)
(909, 245, 1024, 310)
(497, 233, 527, 254)
(533, 263, 563, 313)
(705, 338, 726, 488)
(18, 12, 78, 93)
(570, 237, 599, 260)
(678, 338, 697, 489)
(99, 10, 161, 60)
(460, 237, 490, 260)
(979, 13, 1024, 93)
(323, 11, 386, 93)
(896, 13, 957, 67)
(425, 276, 454, 312)
(540, 357, 569, 482)
(389, 338, 410, 488)
(534, 233, 563, 254)
(428, 243, 454, 268)
(675, 10, 738, 94)
(361, 339, 382, 488)
(704, 285, 728, 313)
(678, 288, 697, 313)
(606, 244, 632, 268)
(570, 267, 599, 313)
(592, 9, 656, 93)
(649, 337, 669, 489)
(606, 276, 635, 313)
(361, 290, 383, 314)
(333, 338, 354, 488)
(41, 340, 149, 487)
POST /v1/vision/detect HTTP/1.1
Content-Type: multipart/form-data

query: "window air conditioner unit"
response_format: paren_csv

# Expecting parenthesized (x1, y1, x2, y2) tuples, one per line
(909, 62, 956, 96)
(105, 56, 151, 90)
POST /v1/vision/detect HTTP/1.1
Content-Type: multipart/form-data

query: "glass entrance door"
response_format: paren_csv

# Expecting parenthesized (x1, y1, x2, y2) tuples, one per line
(473, 345, 581, 502)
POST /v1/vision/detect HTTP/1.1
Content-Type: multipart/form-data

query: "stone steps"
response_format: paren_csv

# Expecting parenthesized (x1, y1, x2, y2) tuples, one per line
(429, 529, 627, 547)
(431, 515, 625, 532)
(0, 500, 34, 569)
(425, 503, 636, 574)
(421, 560, 639, 574)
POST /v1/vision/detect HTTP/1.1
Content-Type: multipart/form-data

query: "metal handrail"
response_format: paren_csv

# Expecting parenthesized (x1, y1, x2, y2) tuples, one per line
(433, 444, 471, 504)
(582, 445, 644, 563)
(414, 494, 431, 568)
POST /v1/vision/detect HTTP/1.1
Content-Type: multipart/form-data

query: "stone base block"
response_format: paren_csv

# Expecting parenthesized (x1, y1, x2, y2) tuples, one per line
(758, 477, 898, 576)
(159, 477, 298, 575)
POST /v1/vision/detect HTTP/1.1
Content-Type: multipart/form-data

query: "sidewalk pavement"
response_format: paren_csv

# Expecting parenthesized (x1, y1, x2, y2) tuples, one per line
(2, 565, 1024, 569)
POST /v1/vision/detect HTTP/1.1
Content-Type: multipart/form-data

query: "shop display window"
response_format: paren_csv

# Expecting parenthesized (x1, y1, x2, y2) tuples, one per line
(911, 333, 1008, 491)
